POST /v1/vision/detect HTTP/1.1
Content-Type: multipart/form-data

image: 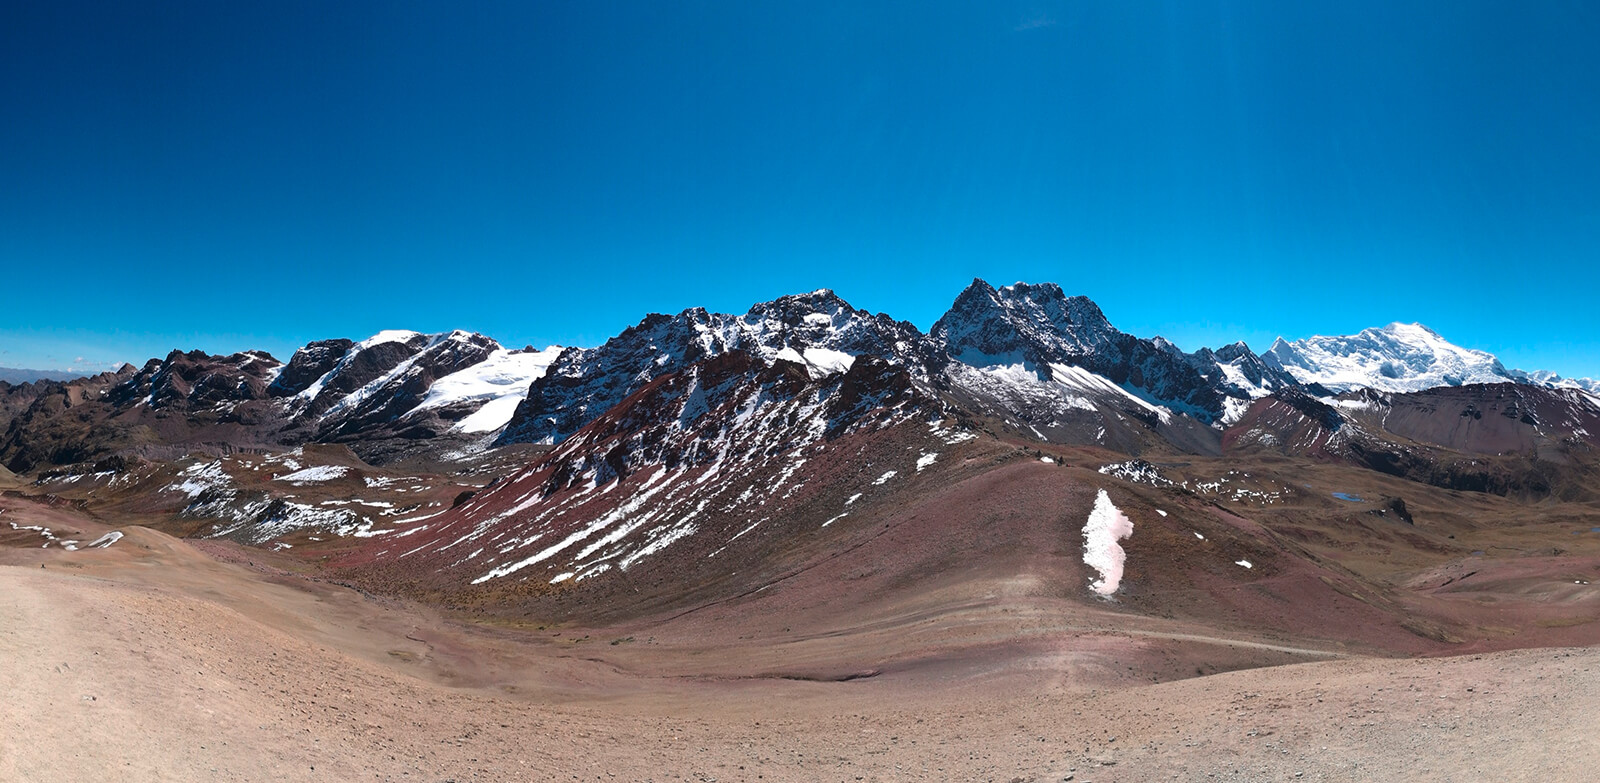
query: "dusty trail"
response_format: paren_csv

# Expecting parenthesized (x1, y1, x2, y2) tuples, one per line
(3, 530, 1598, 782)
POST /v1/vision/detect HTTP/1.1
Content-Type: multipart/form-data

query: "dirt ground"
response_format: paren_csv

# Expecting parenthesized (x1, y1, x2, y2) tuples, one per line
(3, 526, 1597, 783)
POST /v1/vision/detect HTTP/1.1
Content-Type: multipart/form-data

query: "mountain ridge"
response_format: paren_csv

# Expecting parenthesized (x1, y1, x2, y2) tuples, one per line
(4, 280, 1596, 475)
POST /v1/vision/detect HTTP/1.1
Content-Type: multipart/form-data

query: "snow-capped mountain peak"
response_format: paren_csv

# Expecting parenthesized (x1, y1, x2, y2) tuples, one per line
(496, 291, 935, 446)
(931, 279, 1119, 367)
(1509, 368, 1600, 396)
(1263, 322, 1513, 393)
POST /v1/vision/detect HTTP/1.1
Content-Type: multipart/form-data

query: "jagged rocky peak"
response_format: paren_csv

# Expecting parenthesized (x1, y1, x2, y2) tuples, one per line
(307, 330, 504, 436)
(930, 280, 1234, 428)
(1212, 341, 1254, 362)
(291, 330, 439, 417)
(1152, 336, 1185, 357)
(731, 288, 932, 373)
(1204, 341, 1297, 397)
(498, 290, 933, 447)
(1264, 322, 1514, 393)
(524, 347, 916, 494)
(108, 348, 282, 409)
(743, 288, 851, 326)
(270, 338, 355, 397)
(932, 279, 1119, 367)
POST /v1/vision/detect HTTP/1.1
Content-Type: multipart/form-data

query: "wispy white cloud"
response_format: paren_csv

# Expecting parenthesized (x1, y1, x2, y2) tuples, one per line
(1014, 13, 1057, 32)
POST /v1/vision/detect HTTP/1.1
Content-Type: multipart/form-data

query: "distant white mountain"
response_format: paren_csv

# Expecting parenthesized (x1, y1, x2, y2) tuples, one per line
(1509, 368, 1600, 396)
(1263, 322, 1600, 397)
(1263, 323, 1515, 393)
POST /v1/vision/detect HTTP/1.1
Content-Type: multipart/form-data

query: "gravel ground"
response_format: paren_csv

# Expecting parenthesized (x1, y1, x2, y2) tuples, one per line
(3, 530, 1597, 782)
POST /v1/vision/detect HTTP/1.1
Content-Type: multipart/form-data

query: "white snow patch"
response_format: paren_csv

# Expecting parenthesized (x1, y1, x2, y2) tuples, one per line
(915, 452, 938, 472)
(1220, 396, 1254, 426)
(821, 512, 849, 527)
(1235, 559, 1253, 569)
(357, 330, 423, 350)
(1050, 363, 1171, 422)
(274, 465, 350, 484)
(774, 346, 857, 378)
(169, 461, 230, 498)
(800, 347, 855, 376)
(872, 470, 897, 485)
(1082, 489, 1134, 596)
(774, 346, 806, 365)
(414, 346, 563, 433)
(1156, 509, 1168, 517)
(86, 531, 123, 548)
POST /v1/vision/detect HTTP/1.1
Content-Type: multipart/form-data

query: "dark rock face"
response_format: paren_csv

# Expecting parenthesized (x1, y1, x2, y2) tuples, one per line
(314, 332, 501, 440)
(496, 311, 722, 447)
(930, 279, 1231, 422)
(1228, 382, 1600, 501)
(0, 331, 532, 471)
(292, 335, 433, 420)
(1386, 497, 1414, 524)
(1273, 388, 1345, 433)
(1, 365, 149, 472)
(823, 356, 923, 438)
(536, 351, 815, 490)
(1180, 342, 1301, 398)
(932, 280, 1119, 366)
(108, 350, 282, 410)
(269, 339, 354, 397)
(498, 290, 936, 446)
(355, 347, 948, 607)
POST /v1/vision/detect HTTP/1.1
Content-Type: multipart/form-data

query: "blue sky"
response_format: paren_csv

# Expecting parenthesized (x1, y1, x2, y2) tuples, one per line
(3, 1, 1598, 378)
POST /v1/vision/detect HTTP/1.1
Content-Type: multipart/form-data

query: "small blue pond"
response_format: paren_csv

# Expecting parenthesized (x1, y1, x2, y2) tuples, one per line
(1331, 492, 1364, 502)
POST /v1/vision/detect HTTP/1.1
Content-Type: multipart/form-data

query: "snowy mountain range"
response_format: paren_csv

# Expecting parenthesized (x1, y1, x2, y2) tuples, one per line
(4, 279, 1597, 475)
(1264, 322, 1600, 396)
(0, 330, 566, 471)
(10, 279, 1600, 597)
(1263, 323, 1513, 393)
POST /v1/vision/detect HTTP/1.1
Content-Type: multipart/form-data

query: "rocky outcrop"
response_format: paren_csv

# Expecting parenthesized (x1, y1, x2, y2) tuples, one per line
(269, 339, 354, 397)
(497, 290, 936, 446)
(0, 331, 559, 471)
(930, 279, 1236, 424)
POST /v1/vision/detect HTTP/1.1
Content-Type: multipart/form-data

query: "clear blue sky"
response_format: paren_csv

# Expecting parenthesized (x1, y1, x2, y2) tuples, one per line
(3, 1, 1598, 378)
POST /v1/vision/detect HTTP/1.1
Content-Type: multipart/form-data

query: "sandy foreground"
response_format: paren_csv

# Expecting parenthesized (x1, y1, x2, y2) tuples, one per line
(2, 528, 1596, 782)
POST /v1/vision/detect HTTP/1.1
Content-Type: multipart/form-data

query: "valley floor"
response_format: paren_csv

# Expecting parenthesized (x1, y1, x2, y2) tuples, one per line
(3, 528, 1596, 782)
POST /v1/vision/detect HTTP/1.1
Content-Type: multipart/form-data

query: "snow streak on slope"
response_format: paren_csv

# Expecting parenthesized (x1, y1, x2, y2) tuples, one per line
(292, 330, 425, 405)
(1082, 489, 1134, 596)
(1264, 323, 1513, 393)
(317, 331, 494, 422)
(498, 290, 933, 445)
(373, 352, 958, 588)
